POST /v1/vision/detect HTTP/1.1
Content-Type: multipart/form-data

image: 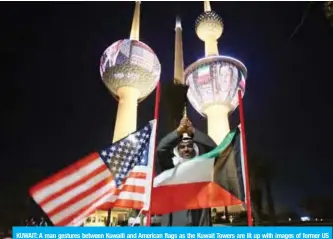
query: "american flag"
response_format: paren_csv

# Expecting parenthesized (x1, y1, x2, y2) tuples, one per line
(115, 52, 128, 66)
(29, 120, 156, 226)
(130, 45, 155, 71)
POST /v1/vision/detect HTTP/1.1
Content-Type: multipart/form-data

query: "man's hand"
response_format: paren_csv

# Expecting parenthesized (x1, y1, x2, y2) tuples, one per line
(186, 119, 195, 136)
(176, 117, 195, 136)
(176, 117, 188, 135)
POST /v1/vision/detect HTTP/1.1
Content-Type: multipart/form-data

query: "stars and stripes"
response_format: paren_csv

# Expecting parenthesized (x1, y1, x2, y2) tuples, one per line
(114, 39, 131, 66)
(29, 120, 156, 226)
(100, 40, 124, 76)
(115, 52, 128, 65)
(119, 39, 131, 57)
(100, 124, 151, 187)
(130, 44, 155, 72)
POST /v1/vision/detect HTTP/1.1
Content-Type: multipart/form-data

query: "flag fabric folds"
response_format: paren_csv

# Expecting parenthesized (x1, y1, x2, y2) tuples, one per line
(150, 127, 245, 215)
(29, 120, 156, 226)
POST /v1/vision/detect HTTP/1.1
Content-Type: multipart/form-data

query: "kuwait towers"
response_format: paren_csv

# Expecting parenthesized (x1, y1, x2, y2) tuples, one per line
(174, 1, 247, 215)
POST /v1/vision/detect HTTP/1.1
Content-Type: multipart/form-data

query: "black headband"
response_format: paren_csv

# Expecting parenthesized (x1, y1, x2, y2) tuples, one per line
(179, 133, 193, 144)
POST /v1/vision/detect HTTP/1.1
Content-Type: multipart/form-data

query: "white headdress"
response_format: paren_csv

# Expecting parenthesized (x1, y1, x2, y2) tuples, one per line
(172, 133, 199, 166)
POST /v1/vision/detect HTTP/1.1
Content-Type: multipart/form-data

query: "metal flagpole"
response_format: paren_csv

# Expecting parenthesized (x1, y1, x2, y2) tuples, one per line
(146, 81, 161, 226)
(106, 203, 111, 226)
(183, 102, 187, 118)
(237, 89, 253, 226)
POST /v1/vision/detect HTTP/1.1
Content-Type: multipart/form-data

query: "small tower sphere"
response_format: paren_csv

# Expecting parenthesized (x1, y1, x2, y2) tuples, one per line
(195, 11, 224, 42)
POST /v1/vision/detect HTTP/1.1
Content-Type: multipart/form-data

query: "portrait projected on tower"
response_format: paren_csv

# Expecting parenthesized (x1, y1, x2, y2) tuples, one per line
(186, 60, 246, 114)
(99, 39, 161, 99)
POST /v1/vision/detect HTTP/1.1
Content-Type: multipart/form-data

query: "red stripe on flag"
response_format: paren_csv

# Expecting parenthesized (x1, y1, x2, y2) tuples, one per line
(150, 182, 243, 215)
(29, 153, 100, 194)
(127, 171, 146, 179)
(29, 136, 154, 226)
(132, 40, 154, 53)
(56, 190, 113, 226)
(47, 178, 113, 217)
(102, 170, 148, 209)
(38, 164, 107, 206)
(29, 153, 115, 226)
(120, 184, 145, 194)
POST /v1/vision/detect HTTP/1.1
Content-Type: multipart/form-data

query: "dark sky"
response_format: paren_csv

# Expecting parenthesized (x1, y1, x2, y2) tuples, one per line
(1, 2, 333, 225)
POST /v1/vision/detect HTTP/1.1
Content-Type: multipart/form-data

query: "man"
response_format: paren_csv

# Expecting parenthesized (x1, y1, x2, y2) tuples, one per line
(39, 217, 48, 226)
(27, 217, 37, 226)
(156, 117, 216, 226)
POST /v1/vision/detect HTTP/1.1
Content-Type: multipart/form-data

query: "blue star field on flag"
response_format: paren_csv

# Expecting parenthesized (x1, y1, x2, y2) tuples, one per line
(99, 122, 153, 187)
(115, 52, 128, 65)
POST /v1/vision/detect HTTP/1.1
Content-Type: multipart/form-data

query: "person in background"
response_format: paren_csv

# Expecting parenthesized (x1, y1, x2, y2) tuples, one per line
(211, 208, 217, 223)
(156, 115, 216, 226)
(28, 217, 37, 226)
(111, 217, 117, 226)
(39, 217, 48, 226)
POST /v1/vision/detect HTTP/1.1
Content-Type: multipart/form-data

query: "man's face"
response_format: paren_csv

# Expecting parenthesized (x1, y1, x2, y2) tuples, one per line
(178, 141, 195, 159)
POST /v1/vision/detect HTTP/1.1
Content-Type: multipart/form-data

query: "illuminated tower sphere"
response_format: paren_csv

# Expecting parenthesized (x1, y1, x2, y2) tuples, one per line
(100, 1, 161, 142)
(185, 1, 247, 145)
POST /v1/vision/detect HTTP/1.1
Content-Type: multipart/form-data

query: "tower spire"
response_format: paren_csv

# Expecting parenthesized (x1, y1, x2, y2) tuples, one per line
(195, 1, 223, 56)
(130, 1, 141, 41)
(174, 16, 184, 85)
(204, 0, 211, 12)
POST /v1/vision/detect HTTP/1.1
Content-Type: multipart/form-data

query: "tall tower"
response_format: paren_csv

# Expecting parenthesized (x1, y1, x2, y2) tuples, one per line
(185, 0, 247, 145)
(183, 1, 247, 215)
(100, 1, 161, 143)
(174, 16, 184, 85)
(84, 1, 161, 226)
(163, 17, 188, 132)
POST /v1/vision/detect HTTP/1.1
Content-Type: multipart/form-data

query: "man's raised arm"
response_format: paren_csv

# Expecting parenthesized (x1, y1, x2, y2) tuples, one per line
(156, 130, 180, 172)
(192, 129, 217, 150)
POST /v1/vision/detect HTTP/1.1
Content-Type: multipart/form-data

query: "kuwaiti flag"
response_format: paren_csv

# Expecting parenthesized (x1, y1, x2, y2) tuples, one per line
(150, 127, 245, 215)
(196, 65, 211, 84)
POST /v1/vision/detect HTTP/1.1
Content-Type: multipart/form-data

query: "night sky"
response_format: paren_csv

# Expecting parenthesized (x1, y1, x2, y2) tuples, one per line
(1, 2, 333, 225)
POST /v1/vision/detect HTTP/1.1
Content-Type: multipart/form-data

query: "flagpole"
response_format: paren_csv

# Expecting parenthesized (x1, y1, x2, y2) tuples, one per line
(106, 204, 111, 226)
(237, 89, 253, 226)
(146, 81, 161, 226)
